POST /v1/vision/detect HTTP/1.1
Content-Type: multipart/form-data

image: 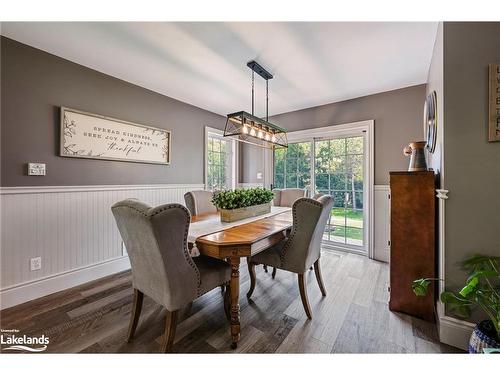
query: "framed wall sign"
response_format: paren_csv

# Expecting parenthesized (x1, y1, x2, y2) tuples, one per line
(60, 107, 171, 164)
(489, 63, 500, 142)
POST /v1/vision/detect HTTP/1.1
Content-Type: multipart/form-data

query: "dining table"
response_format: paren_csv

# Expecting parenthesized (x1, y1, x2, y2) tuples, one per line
(188, 207, 293, 349)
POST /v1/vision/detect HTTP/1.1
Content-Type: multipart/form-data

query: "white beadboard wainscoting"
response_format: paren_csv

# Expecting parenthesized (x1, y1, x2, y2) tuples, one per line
(0, 183, 391, 309)
(373, 185, 391, 263)
(0, 184, 203, 309)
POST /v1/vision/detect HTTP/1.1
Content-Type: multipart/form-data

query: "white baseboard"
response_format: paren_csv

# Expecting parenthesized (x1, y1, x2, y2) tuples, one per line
(0, 256, 131, 310)
(438, 315, 475, 351)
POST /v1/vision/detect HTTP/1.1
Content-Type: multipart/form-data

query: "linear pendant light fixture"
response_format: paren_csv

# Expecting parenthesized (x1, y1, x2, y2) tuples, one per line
(224, 61, 288, 149)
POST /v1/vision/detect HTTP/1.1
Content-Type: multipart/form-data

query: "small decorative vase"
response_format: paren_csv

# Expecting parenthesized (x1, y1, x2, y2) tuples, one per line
(468, 320, 500, 353)
(403, 141, 427, 171)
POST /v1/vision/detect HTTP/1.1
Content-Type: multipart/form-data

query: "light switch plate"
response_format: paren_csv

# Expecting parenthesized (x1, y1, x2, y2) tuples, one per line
(28, 163, 46, 176)
(256, 172, 263, 180)
(30, 257, 42, 271)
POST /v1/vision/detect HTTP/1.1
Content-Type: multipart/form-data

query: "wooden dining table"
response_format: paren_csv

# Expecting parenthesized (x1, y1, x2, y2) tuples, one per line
(189, 210, 293, 349)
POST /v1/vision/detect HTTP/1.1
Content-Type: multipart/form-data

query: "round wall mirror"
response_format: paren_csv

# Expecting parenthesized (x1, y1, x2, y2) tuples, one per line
(423, 91, 437, 153)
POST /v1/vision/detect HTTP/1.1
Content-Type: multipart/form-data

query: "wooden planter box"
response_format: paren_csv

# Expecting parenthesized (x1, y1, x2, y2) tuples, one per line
(220, 202, 271, 223)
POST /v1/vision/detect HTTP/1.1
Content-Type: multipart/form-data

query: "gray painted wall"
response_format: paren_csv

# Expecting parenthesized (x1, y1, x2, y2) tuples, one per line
(240, 85, 426, 185)
(443, 23, 500, 293)
(1, 37, 225, 187)
(426, 23, 444, 187)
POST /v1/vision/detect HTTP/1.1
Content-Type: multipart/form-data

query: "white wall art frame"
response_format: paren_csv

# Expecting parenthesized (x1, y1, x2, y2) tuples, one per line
(60, 107, 171, 164)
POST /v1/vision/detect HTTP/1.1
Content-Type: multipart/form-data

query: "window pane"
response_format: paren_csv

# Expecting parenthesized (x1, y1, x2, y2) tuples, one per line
(287, 143, 299, 157)
(298, 156, 311, 175)
(331, 138, 346, 156)
(353, 192, 363, 210)
(331, 225, 346, 242)
(285, 173, 297, 188)
(331, 207, 345, 227)
(286, 157, 297, 174)
(212, 139, 220, 152)
(315, 174, 329, 190)
(274, 173, 284, 189)
(346, 136, 363, 155)
(298, 173, 310, 189)
(220, 140, 226, 153)
(297, 142, 311, 158)
(333, 191, 345, 208)
(330, 173, 346, 191)
(330, 154, 346, 173)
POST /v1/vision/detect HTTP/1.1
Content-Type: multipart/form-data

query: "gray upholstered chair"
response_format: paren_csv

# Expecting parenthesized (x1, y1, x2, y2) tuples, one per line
(312, 192, 324, 200)
(184, 190, 217, 216)
(272, 188, 307, 207)
(111, 199, 231, 353)
(266, 188, 307, 275)
(247, 195, 334, 319)
(184, 190, 227, 294)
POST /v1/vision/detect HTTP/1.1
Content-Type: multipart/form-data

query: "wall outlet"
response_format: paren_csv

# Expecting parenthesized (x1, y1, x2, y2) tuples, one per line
(30, 257, 42, 271)
(28, 163, 46, 176)
(256, 172, 263, 180)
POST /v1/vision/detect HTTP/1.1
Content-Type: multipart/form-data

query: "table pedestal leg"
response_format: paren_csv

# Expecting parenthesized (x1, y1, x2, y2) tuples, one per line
(229, 256, 240, 349)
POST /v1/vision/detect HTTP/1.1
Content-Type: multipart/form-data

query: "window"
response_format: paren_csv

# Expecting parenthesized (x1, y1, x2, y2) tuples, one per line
(273, 142, 311, 190)
(205, 128, 236, 191)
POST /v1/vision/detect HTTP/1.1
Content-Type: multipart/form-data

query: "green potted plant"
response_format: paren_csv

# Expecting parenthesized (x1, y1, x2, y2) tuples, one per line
(412, 255, 499, 353)
(212, 187, 275, 222)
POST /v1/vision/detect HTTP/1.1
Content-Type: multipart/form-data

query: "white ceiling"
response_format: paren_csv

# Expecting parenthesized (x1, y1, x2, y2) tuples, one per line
(1, 22, 438, 116)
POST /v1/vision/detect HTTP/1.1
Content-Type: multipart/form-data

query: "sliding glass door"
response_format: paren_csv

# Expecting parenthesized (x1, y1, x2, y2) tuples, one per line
(314, 136, 364, 249)
(273, 132, 367, 254)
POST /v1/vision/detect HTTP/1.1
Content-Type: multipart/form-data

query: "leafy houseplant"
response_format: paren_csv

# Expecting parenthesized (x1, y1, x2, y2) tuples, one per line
(412, 255, 500, 353)
(212, 188, 275, 223)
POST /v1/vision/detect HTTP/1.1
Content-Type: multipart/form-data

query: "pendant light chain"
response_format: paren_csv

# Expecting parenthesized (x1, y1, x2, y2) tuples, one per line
(266, 79, 269, 121)
(251, 70, 255, 116)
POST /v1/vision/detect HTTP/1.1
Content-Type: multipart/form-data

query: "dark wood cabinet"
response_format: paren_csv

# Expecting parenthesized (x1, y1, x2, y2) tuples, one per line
(389, 171, 436, 322)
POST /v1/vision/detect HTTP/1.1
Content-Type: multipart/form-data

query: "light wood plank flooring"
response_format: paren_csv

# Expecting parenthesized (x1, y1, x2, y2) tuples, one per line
(0, 251, 462, 353)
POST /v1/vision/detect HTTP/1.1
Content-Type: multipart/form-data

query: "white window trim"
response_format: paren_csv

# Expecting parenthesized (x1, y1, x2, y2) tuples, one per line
(204, 126, 238, 191)
(277, 120, 375, 259)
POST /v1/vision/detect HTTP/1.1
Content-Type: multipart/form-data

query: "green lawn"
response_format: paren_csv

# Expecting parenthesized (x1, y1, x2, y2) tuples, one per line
(328, 208, 364, 241)
(332, 208, 363, 220)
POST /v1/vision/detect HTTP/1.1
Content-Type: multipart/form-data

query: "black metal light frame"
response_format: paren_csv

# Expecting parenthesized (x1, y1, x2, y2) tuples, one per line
(224, 61, 288, 149)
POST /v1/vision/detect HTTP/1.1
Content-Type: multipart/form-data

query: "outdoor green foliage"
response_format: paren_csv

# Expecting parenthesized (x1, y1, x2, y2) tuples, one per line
(211, 188, 275, 210)
(274, 142, 311, 189)
(412, 255, 500, 338)
(207, 135, 227, 190)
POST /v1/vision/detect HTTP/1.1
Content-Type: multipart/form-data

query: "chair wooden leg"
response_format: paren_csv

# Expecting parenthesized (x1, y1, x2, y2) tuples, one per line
(224, 284, 231, 321)
(263, 265, 268, 273)
(313, 259, 327, 296)
(272, 267, 277, 279)
(126, 289, 144, 342)
(298, 274, 312, 320)
(247, 260, 256, 299)
(160, 310, 178, 353)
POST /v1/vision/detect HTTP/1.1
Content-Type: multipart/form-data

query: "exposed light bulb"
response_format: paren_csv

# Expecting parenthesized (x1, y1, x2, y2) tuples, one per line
(265, 133, 271, 141)
(250, 127, 256, 136)
(257, 130, 263, 139)
(242, 124, 248, 134)
(271, 134, 276, 143)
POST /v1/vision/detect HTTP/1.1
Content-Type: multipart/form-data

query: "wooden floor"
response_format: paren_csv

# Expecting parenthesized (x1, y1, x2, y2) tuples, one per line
(0, 251, 461, 353)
